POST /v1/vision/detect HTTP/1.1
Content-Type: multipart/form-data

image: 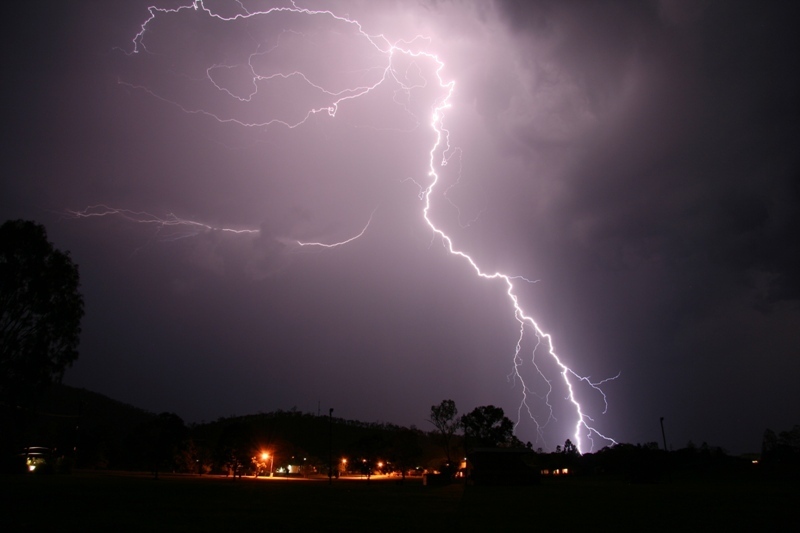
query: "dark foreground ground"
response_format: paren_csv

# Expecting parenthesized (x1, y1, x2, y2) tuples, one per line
(1, 470, 797, 532)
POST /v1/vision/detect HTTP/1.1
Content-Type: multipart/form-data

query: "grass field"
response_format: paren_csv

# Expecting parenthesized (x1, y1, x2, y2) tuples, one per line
(2, 470, 797, 531)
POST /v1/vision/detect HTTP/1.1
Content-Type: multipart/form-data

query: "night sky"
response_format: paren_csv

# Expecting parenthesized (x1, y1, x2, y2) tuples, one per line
(3, 0, 798, 454)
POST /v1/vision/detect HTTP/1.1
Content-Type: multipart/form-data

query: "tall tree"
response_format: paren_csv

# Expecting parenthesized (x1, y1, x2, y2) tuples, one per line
(0, 220, 84, 408)
(215, 421, 254, 478)
(563, 438, 578, 455)
(460, 405, 522, 450)
(387, 428, 422, 481)
(143, 412, 187, 479)
(428, 399, 459, 464)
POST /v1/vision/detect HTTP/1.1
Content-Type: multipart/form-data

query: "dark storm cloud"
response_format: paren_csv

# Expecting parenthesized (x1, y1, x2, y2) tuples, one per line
(476, 0, 800, 449)
(491, 0, 800, 296)
(2, 0, 798, 453)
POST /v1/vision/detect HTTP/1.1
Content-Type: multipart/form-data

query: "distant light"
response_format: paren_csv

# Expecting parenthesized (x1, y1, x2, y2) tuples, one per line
(28, 465, 36, 472)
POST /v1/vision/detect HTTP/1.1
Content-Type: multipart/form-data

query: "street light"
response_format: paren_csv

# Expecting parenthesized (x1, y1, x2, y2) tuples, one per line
(262, 452, 274, 476)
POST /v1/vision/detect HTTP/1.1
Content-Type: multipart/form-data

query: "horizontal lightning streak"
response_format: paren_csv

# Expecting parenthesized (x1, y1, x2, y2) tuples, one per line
(67, 205, 259, 238)
(296, 208, 377, 248)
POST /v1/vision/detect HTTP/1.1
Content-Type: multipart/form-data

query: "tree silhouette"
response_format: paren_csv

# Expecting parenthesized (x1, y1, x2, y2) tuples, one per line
(563, 439, 578, 455)
(1, 220, 84, 407)
(215, 421, 254, 478)
(387, 428, 422, 481)
(351, 433, 389, 480)
(762, 425, 800, 466)
(428, 399, 459, 464)
(137, 412, 187, 479)
(460, 405, 521, 450)
(1, 220, 84, 463)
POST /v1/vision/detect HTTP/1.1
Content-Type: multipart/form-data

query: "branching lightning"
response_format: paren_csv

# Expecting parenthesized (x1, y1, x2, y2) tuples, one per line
(74, 0, 618, 452)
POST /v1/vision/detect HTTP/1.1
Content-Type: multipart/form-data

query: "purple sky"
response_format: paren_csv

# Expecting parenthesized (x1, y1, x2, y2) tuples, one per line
(3, 0, 799, 454)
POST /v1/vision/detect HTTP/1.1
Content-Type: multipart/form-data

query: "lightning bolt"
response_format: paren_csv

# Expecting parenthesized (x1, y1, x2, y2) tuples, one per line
(75, 0, 618, 453)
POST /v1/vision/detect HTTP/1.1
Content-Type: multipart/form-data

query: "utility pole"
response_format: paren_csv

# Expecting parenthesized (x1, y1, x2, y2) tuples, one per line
(660, 416, 673, 482)
(328, 408, 334, 484)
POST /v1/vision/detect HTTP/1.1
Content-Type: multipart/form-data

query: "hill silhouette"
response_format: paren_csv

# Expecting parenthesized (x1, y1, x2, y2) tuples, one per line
(15, 384, 441, 474)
